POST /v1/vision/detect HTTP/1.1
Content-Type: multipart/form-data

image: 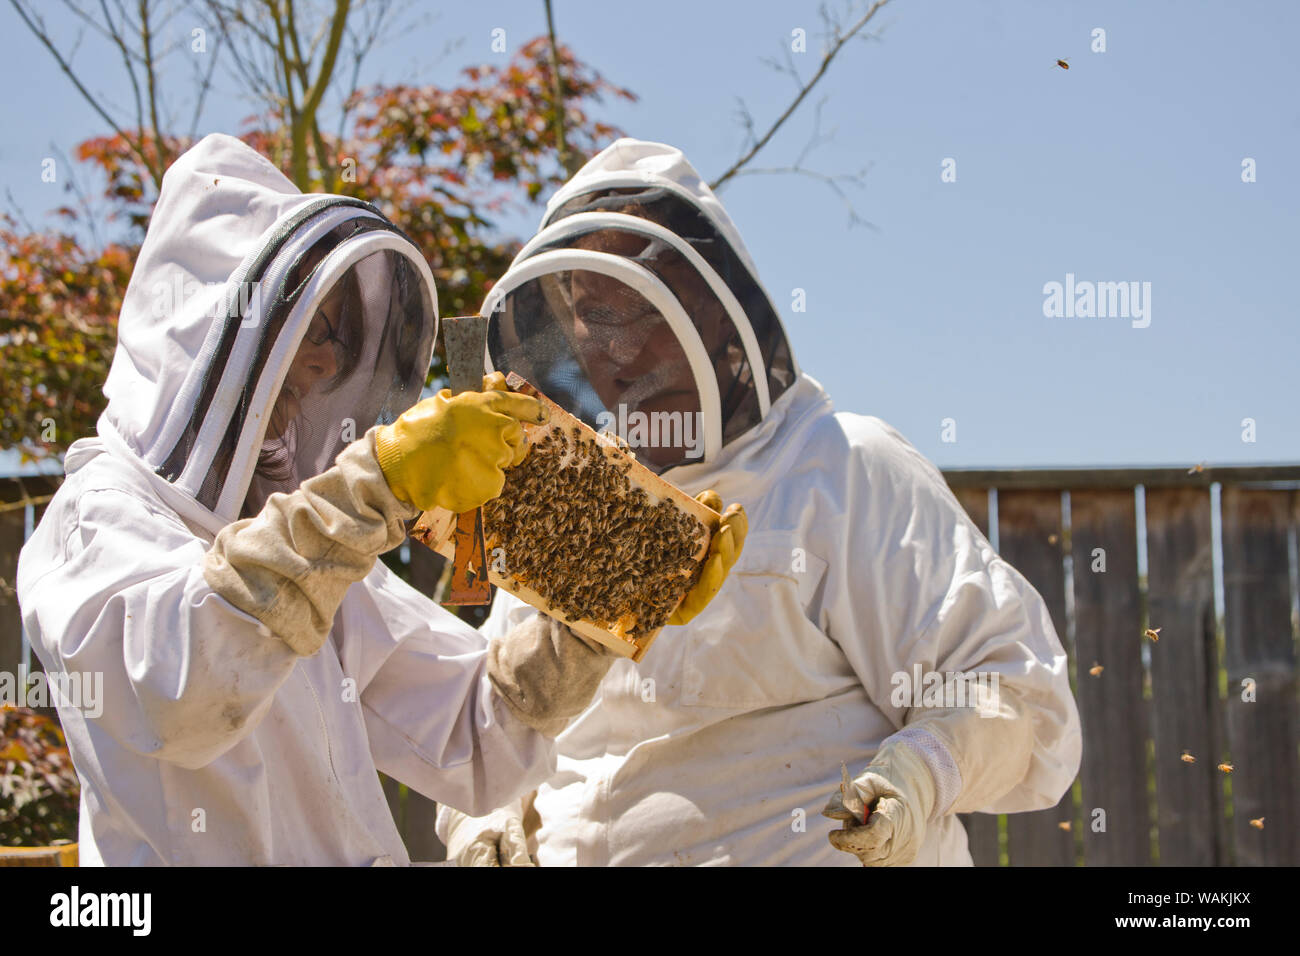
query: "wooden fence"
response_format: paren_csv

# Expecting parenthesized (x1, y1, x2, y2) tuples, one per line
(948, 465, 1300, 866)
(3, 465, 1298, 865)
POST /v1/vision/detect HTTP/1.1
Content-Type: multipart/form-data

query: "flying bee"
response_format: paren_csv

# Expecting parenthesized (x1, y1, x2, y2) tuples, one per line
(1145, 627, 1161, 642)
(1181, 751, 1196, 764)
(1055, 57, 1069, 70)
(1058, 821, 1072, 832)
(1249, 817, 1265, 830)
(1089, 663, 1104, 677)
(1218, 762, 1233, 774)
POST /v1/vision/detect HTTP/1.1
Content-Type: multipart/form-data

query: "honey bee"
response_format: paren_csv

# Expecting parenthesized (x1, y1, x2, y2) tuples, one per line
(1055, 58, 1069, 70)
(1181, 751, 1196, 764)
(487, 406, 705, 638)
(1145, 627, 1161, 642)
(1089, 663, 1104, 677)
(1188, 462, 1206, 475)
(1048, 533, 1059, 546)
(1249, 817, 1265, 830)
(1218, 762, 1234, 774)
(1058, 821, 1072, 832)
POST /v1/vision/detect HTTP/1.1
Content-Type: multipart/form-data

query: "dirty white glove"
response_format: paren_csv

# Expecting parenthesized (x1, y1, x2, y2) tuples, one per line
(821, 741, 936, 866)
(437, 799, 534, 867)
(203, 427, 416, 656)
(487, 614, 616, 737)
(823, 681, 1035, 866)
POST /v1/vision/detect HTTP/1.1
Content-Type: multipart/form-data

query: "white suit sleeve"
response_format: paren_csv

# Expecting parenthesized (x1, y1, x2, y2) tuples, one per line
(19, 486, 301, 771)
(336, 569, 558, 817)
(821, 418, 1081, 815)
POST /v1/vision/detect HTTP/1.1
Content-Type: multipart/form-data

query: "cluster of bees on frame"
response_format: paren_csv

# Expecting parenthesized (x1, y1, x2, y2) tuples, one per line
(481, 424, 708, 640)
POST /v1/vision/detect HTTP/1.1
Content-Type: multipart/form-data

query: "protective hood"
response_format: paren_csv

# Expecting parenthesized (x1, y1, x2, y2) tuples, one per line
(96, 133, 437, 531)
(482, 138, 798, 476)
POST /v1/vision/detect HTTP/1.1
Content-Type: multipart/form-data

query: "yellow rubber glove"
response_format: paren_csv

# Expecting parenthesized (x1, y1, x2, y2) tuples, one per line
(668, 490, 747, 626)
(374, 371, 548, 513)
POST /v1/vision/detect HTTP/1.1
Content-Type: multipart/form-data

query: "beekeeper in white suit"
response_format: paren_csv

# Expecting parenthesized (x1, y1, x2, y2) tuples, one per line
(15, 134, 740, 866)
(438, 138, 1082, 866)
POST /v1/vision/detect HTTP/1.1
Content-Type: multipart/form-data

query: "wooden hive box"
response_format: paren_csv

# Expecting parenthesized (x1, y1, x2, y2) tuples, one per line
(411, 373, 720, 661)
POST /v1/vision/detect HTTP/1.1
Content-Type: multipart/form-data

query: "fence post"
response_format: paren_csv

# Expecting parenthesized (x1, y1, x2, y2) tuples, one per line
(0, 482, 30, 680)
(1144, 487, 1221, 865)
(995, 489, 1076, 865)
(1071, 488, 1150, 865)
(1219, 487, 1300, 865)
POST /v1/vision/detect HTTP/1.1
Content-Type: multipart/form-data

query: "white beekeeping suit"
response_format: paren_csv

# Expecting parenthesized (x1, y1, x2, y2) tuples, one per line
(438, 138, 1082, 866)
(15, 134, 619, 866)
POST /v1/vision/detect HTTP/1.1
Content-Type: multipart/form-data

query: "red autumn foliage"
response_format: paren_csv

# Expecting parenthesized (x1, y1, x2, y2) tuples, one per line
(1, 37, 634, 459)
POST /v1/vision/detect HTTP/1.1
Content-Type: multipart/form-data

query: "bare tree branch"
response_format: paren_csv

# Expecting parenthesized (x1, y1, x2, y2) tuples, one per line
(335, 0, 401, 140)
(543, 0, 582, 177)
(188, 32, 222, 139)
(730, 165, 876, 230)
(728, 96, 875, 229)
(758, 43, 805, 96)
(296, 0, 351, 189)
(51, 143, 106, 249)
(60, 0, 131, 57)
(8, 0, 165, 186)
(203, 2, 284, 117)
(138, 0, 170, 171)
(299, 0, 350, 124)
(710, 0, 889, 191)
(97, 0, 146, 138)
(4, 187, 38, 235)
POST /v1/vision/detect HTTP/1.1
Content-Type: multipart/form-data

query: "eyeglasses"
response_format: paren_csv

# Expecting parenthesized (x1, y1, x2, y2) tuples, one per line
(301, 310, 351, 379)
(304, 310, 343, 349)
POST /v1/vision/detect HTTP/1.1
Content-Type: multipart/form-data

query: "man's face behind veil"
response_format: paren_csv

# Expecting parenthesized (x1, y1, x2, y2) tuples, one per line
(564, 229, 730, 469)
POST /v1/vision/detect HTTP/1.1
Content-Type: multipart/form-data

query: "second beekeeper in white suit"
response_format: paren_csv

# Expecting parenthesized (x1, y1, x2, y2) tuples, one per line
(438, 138, 1083, 866)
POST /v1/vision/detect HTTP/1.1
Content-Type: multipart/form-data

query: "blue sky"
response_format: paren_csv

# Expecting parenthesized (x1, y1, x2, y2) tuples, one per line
(3, 0, 1296, 468)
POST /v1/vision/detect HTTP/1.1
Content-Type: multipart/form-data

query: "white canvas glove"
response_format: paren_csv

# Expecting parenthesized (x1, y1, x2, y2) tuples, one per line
(437, 799, 534, 867)
(821, 741, 936, 866)
(487, 614, 616, 737)
(823, 681, 1035, 866)
(203, 427, 416, 656)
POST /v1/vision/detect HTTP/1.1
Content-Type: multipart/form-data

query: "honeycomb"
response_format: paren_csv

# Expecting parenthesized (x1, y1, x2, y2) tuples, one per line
(481, 424, 708, 640)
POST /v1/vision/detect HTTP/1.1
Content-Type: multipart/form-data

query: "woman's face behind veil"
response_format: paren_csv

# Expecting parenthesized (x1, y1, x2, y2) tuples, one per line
(177, 209, 434, 523)
(244, 241, 373, 516)
(265, 268, 364, 441)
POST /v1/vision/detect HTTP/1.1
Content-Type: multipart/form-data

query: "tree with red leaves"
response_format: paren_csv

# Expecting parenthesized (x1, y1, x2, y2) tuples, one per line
(1, 35, 633, 460)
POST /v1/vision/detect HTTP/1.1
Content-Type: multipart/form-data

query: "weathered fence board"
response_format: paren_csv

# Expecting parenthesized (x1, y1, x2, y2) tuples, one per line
(1070, 489, 1150, 865)
(951, 487, 989, 535)
(0, 505, 25, 678)
(1219, 487, 1300, 865)
(951, 487, 1001, 867)
(1144, 487, 1222, 865)
(1, 478, 58, 681)
(995, 489, 1077, 865)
